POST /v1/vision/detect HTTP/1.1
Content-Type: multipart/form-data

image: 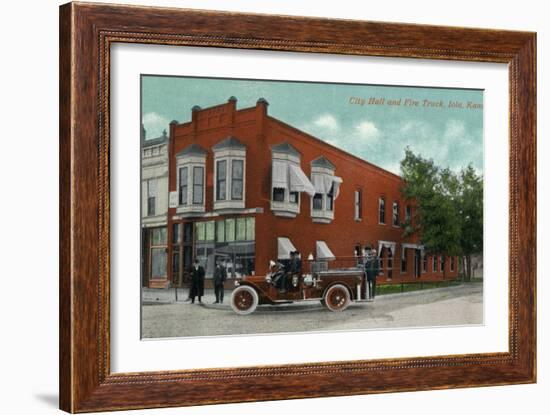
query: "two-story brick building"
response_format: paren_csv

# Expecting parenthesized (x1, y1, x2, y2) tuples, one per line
(149, 97, 458, 289)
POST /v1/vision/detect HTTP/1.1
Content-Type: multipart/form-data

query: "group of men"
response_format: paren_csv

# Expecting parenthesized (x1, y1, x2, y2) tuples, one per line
(273, 250, 302, 292)
(184, 258, 228, 304)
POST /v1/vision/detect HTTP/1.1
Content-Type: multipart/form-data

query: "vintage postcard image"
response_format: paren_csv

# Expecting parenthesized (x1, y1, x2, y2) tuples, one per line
(140, 76, 484, 339)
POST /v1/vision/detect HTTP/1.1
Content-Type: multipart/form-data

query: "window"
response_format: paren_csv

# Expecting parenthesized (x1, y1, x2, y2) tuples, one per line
(273, 188, 285, 202)
(406, 205, 412, 222)
(271, 146, 318, 218)
(178, 167, 188, 205)
(422, 254, 427, 273)
(440, 255, 445, 272)
(310, 167, 341, 223)
(432, 256, 437, 272)
(231, 159, 244, 200)
(326, 184, 334, 211)
(192, 166, 204, 205)
(354, 189, 362, 220)
(176, 144, 206, 215)
(172, 223, 180, 244)
(401, 249, 407, 273)
(450, 256, 455, 272)
(392, 201, 399, 226)
(379, 197, 386, 224)
(147, 179, 156, 216)
(194, 217, 256, 279)
(212, 137, 246, 210)
(312, 193, 323, 210)
(216, 160, 227, 201)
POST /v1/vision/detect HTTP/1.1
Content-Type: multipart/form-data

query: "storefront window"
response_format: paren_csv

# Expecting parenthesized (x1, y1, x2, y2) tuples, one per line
(151, 227, 167, 246)
(151, 247, 167, 279)
(194, 217, 256, 278)
(225, 218, 235, 242)
(195, 222, 205, 241)
(236, 217, 247, 241)
(246, 217, 255, 240)
(205, 221, 215, 241)
(216, 220, 225, 243)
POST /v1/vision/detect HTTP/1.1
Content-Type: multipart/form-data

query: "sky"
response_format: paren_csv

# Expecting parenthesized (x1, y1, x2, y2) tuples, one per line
(141, 75, 483, 175)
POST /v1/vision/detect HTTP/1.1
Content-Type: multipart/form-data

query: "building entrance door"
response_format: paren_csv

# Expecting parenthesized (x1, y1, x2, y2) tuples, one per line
(414, 249, 421, 278)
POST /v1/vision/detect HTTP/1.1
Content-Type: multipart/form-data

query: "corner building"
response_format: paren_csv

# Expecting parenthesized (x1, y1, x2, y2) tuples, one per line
(163, 97, 459, 289)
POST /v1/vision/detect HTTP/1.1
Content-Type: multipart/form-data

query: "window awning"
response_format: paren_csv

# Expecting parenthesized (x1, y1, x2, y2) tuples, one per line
(378, 240, 396, 256)
(401, 243, 424, 259)
(316, 240, 335, 261)
(278, 237, 297, 260)
(272, 160, 288, 189)
(326, 176, 343, 200)
(289, 164, 316, 196)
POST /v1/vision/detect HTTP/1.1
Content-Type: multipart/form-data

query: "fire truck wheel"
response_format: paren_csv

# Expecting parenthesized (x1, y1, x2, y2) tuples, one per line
(324, 284, 351, 312)
(230, 285, 259, 315)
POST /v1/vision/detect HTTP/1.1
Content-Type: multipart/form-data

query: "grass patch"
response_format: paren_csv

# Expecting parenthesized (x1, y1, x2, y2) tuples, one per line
(376, 280, 462, 296)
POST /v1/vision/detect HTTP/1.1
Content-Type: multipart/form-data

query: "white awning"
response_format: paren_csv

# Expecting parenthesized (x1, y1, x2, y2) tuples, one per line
(278, 237, 297, 260)
(289, 164, 316, 196)
(312, 174, 325, 193)
(378, 240, 396, 256)
(316, 240, 335, 260)
(401, 243, 424, 259)
(272, 160, 288, 189)
(330, 176, 343, 200)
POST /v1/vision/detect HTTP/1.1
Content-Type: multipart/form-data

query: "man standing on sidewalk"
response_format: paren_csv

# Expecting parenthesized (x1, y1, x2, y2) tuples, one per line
(366, 248, 380, 299)
(189, 259, 205, 304)
(213, 259, 227, 304)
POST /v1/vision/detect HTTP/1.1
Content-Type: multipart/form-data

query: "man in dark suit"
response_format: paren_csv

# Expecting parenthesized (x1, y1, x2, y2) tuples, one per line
(365, 249, 380, 299)
(213, 258, 227, 304)
(189, 259, 205, 304)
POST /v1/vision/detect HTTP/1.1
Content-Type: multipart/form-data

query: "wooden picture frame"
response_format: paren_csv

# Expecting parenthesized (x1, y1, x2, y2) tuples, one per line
(59, 2, 536, 412)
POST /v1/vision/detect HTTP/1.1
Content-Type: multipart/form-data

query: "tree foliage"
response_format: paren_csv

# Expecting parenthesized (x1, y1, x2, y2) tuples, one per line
(399, 149, 483, 278)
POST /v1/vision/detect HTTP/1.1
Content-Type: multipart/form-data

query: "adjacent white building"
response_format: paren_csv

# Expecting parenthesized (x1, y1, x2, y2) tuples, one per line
(141, 125, 169, 287)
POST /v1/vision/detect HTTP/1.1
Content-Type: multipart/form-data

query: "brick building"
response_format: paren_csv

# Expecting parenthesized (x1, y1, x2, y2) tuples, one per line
(146, 97, 458, 288)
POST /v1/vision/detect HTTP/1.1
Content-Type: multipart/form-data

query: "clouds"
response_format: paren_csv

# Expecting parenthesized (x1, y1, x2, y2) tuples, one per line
(312, 114, 339, 132)
(355, 121, 380, 141)
(142, 112, 170, 140)
(299, 113, 482, 176)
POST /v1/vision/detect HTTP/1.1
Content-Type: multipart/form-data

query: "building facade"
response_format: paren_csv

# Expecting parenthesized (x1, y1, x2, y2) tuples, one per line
(141, 127, 169, 288)
(159, 97, 458, 288)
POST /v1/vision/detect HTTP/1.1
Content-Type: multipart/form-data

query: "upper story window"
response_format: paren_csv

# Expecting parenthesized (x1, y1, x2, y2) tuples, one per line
(406, 205, 412, 222)
(176, 143, 207, 216)
(192, 166, 204, 205)
(354, 189, 362, 220)
(379, 197, 386, 224)
(212, 136, 246, 211)
(270, 142, 315, 218)
(392, 201, 400, 226)
(147, 179, 157, 216)
(422, 253, 427, 273)
(310, 156, 342, 224)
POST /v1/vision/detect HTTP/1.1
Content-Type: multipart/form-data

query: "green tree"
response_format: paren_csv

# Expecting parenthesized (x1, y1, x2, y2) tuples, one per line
(456, 165, 483, 280)
(400, 149, 483, 280)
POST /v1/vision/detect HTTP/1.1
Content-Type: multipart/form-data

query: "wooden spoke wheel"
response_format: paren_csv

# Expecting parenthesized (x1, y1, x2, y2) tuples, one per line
(230, 285, 259, 315)
(324, 284, 351, 312)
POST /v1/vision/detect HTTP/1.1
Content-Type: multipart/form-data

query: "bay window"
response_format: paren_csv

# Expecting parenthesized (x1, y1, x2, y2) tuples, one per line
(270, 142, 315, 218)
(213, 136, 246, 211)
(176, 143, 206, 215)
(310, 156, 342, 224)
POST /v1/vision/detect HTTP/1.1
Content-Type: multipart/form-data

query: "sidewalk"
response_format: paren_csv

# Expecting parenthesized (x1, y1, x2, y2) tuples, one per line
(142, 287, 221, 303)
